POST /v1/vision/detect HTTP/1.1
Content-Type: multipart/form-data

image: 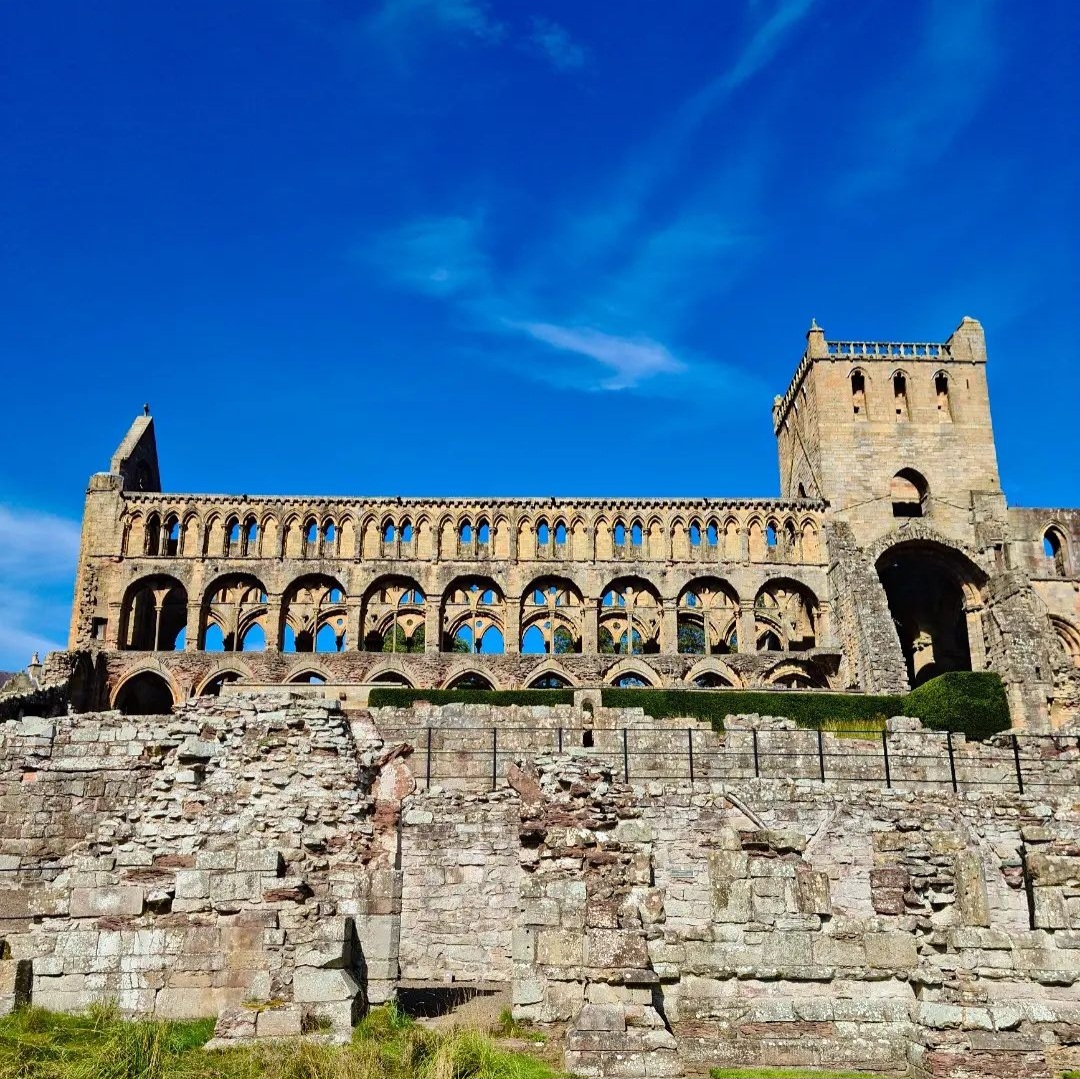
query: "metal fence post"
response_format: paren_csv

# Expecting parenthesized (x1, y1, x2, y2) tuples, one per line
(491, 727, 498, 791)
(426, 727, 432, 787)
(687, 727, 695, 782)
(1012, 734, 1025, 795)
(557, 726, 563, 754)
(946, 730, 958, 793)
(622, 727, 629, 783)
(752, 728, 760, 778)
(817, 728, 826, 782)
(881, 728, 891, 789)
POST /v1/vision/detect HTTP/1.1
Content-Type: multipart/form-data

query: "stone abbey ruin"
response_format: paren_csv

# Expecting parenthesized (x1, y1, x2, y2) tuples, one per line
(2, 317, 1080, 1076)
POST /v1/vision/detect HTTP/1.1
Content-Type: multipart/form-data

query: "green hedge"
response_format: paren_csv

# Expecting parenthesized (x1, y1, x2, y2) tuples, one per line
(368, 688, 575, 709)
(369, 672, 1011, 740)
(599, 688, 903, 729)
(901, 671, 1010, 741)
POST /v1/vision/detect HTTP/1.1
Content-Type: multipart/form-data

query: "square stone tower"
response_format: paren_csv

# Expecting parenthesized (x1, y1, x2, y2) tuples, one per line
(774, 317, 1002, 547)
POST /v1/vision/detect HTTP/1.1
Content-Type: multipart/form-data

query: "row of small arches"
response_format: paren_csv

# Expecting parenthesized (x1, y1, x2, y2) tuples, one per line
(122, 509, 824, 564)
(110, 658, 831, 715)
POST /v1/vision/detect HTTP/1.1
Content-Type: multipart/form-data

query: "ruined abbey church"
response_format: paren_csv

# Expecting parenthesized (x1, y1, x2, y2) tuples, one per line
(4, 317, 1080, 1078)
(64, 316, 1079, 728)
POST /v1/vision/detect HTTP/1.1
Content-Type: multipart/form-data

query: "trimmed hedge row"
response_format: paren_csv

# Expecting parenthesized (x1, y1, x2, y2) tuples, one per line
(367, 688, 575, 709)
(367, 672, 1011, 741)
(599, 688, 902, 729)
(901, 671, 1010, 741)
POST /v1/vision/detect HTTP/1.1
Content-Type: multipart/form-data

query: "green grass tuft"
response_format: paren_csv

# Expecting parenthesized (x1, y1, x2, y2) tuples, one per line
(0, 1004, 558, 1079)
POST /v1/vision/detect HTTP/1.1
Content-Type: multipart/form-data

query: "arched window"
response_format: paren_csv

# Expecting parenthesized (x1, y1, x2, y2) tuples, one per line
(754, 579, 819, 652)
(120, 576, 188, 651)
(766, 523, 778, 548)
(443, 579, 505, 654)
(678, 580, 738, 655)
(599, 578, 660, 655)
(322, 521, 337, 556)
(225, 518, 241, 556)
(477, 519, 490, 547)
(459, 519, 472, 544)
(934, 372, 952, 421)
(201, 575, 268, 652)
(1043, 528, 1068, 576)
(520, 578, 583, 654)
(537, 520, 550, 546)
(114, 671, 174, 715)
(851, 370, 867, 418)
(689, 522, 701, 548)
(447, 672, 494, 690)
(282, 577, 347, 652)
(201, 671, 241, 697)
(611, 672, 651, 689)
(528, 672, 571, 689)
(554, 522, 567, 547)
(693, 671, 732, 688)
(145, 513, 162, 556)
(303, 519, 318, 557)
(401, 519, 414, 545)
(630, 522, 643, 548)
(706, 521, 719, 548)
(163, 516, 180, 557)
(243, 517, 258, 556)
(383, 520, 396, 544)
(613, 521, 627, 549)
(891, 469, 929, 518)
(893, 372, 909, 421)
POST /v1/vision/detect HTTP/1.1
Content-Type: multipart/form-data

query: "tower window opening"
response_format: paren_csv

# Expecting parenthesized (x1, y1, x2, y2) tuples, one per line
(893, 372, 909, 420)
(891, 469, 928, 518)
(851, 370, 867, 417)
(934, 372, 952, 421)
(1043, 528, 1068, 576)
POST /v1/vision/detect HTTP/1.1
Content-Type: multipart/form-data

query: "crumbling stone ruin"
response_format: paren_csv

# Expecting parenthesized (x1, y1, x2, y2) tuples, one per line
(2, 317, 1079, 1075)
(40, 317, 1079, 730)
(2, 691, 1080, 1076)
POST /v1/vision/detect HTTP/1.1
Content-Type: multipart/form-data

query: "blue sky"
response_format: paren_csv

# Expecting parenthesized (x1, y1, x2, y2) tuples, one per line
(0, 0, 1077, 668)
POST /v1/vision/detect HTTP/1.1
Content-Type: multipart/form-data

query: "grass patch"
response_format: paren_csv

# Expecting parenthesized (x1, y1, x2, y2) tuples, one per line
(0, 1003, 558, 1079)
(709, 1069, 897, 1078)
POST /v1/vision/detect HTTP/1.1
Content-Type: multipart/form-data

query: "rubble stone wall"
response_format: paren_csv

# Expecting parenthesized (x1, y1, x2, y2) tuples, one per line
(2, 692, 1080, 1076)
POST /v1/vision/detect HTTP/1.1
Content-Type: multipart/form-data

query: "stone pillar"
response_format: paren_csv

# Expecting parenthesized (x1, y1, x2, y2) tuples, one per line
(264, 595, 282, 652)
(183, 603, 200, 652)
(347, 600, 363, 654)
(425, 602, 441, 654)
(504, 601, 521, 654)
(582, 599, 598, 654)
(966, 604, 987, 670)
(659, 601, 678, 654)
(739, 601, 756, 654)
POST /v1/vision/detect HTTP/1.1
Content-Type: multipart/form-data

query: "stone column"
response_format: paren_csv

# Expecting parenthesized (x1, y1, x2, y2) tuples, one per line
(264, 595, 282, 652)
(739, 601, 757, 654)
(966, 604, 987, 670)
(424, 602, 441, 654)
(659, 600, 678, 654)
(504, 601, 521, 654)
(582, 598, 599, 654)
(346, 600, 363, 654)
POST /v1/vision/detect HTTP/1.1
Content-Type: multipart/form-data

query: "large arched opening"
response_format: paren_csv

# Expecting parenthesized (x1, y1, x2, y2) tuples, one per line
(876, 541, 985, 688)
(113, 670, 175, 715)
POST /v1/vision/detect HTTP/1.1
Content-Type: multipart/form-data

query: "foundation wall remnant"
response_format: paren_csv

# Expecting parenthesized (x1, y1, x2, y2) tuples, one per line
(2, 691, 1080, 1076)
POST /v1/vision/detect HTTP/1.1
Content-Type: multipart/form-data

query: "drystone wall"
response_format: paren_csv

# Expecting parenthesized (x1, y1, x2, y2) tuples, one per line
(2, 692, 1080, 1077)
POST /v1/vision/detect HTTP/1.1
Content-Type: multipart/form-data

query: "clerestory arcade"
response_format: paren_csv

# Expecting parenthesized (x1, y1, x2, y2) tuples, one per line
(66, 317, 1080, 728)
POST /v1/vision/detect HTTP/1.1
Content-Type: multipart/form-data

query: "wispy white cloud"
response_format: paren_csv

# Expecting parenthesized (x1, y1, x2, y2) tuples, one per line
(370, 0, 505, 44)
(528, 17, 587, 71)
(511, 322, 684, 390)
(364, 1, 817, 395)
(0, 506, 80, 668)
(364, 215, 492, 298)
(834, 0, 1001, 199)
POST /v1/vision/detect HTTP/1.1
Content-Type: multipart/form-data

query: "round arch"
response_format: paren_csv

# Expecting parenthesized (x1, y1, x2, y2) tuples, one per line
(442, 669, 498, 691)
(603, 657, 660, 688)
(111, 666, 179, 715)
(524, 659, 578, 689)
(683, 657, 742, 689)
(875, 538, 987, 688)
(196, 665, 251, 697)
(286, 666, 331, 685)
(119, 574, 189, 652)
(761, 660, 829, 689)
